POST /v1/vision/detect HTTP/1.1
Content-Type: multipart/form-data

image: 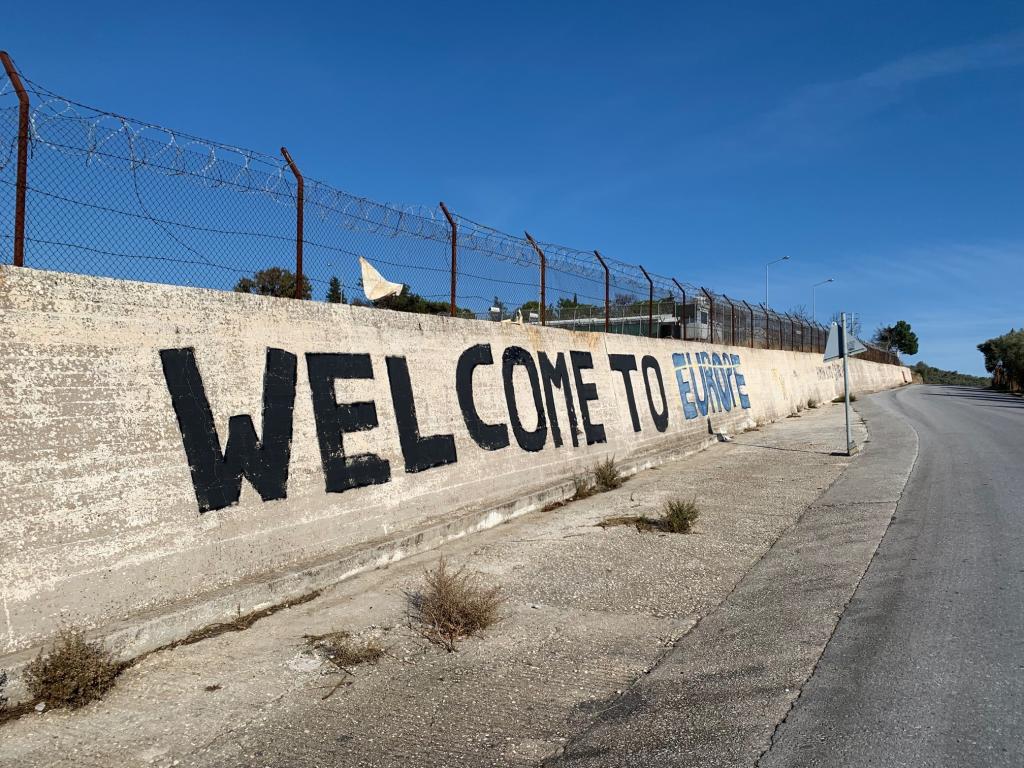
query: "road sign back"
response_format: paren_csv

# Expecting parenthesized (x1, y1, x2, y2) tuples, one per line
(824, 322, 867, 361)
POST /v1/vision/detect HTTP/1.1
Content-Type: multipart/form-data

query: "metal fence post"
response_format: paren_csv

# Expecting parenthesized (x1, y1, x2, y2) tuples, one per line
(1, 51, 29, 267)
(742, 300, 755, 348)
(280, 147, 304, 299)
(639, 266, 654, 337)
(524, 232, 546, 325)
(594, 250, 610, 333)
(724, 296, 738, 346)
(671, 279, 687, 341)
(701, 287, 715, 343)
(439, 202, 457, 316)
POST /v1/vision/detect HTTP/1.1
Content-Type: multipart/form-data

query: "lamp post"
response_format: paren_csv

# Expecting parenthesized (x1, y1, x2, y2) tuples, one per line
(812, 278, 834, 322)
(765, 256, 790, 310)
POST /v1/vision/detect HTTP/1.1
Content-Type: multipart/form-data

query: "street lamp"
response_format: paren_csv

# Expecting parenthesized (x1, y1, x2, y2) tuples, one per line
(765, 256, 790, 310)
(811, 278, 834, 323)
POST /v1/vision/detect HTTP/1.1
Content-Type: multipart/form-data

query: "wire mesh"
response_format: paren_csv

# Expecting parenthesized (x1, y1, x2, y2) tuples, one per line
(0, 60, 899, 364)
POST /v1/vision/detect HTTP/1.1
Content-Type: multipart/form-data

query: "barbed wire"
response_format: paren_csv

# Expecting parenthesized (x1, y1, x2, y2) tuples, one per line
(0, 61, 899, 362)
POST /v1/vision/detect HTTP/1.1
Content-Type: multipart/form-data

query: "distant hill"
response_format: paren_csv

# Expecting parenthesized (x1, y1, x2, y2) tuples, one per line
(912, 362, 991, 388)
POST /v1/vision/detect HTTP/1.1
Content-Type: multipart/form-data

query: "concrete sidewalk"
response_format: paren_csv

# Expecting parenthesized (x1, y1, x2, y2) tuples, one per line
(1, 402, 877, 768)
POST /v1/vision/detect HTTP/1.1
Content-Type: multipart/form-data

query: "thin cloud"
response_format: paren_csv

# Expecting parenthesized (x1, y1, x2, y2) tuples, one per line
(752, 29, 1024, 147)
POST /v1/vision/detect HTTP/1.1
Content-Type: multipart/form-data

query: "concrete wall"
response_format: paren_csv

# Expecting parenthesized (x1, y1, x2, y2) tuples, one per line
(0, 266, 911, 658)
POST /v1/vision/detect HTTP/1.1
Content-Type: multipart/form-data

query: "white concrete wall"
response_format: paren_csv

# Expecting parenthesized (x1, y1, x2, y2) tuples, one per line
(0, 267, 911, 655)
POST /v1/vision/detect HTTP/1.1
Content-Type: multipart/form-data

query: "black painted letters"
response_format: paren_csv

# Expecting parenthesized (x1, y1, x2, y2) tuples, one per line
(386, 356, 457, 472)
(160, 347, 297, 513)
(306, 353, 391, 493)
(456, 344, 511, 450)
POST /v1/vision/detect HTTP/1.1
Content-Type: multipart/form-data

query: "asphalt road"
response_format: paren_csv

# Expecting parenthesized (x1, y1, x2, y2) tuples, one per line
(761, 385, 1024, 767)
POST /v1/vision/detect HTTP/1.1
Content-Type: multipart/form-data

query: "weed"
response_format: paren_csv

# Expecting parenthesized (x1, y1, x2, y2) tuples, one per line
(807, 398, 819, 409)
(661, 497, 701, 533)
(25, 627, 122, 710)
(600, 497, 700, 534)
(593, 457, 623, 492)
(407, 558, 503, 652)
(204, 684, 222, 692)
(832, 394, 857, 403)
(573, 473, 594, 499)
(0, 670, 7, 711)
(306, 631, 385, 669)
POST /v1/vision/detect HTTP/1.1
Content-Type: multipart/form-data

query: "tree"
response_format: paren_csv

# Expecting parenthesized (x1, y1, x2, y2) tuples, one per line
(326, 276, 344, 304)
(978, 329, 1024, 391)
(788, 304, 812, 322)
(873, 320, 919, 356)
(234, 267, 311, 300)
(372, 285, 474, 318)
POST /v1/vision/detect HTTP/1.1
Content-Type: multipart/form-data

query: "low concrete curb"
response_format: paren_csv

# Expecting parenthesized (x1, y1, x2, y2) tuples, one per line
(0, 431, 719, 703)
(549, 393, 919, 767)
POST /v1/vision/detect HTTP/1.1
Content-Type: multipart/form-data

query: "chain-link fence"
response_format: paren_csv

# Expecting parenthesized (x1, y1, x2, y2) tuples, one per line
(0, 53, 899, 364)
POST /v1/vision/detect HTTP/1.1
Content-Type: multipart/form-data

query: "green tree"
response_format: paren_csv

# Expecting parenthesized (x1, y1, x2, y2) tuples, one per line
(326, 276, 344, 304)
(912, 361, 991, 388)
(873, 320, 919, 356)
(372, 285, 474, 318)
(234, 267, 311, 300)
(978, 329, 1024, 391)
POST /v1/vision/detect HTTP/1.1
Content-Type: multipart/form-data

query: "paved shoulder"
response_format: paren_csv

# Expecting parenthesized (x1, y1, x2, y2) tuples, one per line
(551, 393, 918, 767)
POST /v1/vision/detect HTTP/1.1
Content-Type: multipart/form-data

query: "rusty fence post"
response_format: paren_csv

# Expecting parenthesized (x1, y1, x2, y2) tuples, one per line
(638, 266, 654, 337)
(724, 296, 738, 346)
(671, 279, 687, 341)
(1, 51, 29, 267)
(757, 307, 770, 352)
(594, 250, 610, 333)
(742, 300, 755, 348)
(524, 232, 546, 325)
(280, 147, 304, 299)
(439, 202, 457, 316)
(701, 287, 715, 344)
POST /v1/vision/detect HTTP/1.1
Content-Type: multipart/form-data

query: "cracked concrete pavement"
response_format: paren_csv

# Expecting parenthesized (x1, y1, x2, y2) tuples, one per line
(0, 396, 911, 768)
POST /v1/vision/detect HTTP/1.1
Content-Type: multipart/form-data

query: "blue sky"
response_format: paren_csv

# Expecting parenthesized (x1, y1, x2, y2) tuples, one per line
(5, 1, 1023, 374)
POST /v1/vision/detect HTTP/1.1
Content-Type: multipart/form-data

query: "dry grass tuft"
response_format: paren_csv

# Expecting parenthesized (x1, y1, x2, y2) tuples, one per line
(661, 498, 701, 533)
(25, 627, 122, 710)
(807, 398, 819, 409)
(573, 473, 594, 499)
(306, 631, 385, 669)
(408, 559, 503, 652)
(832, 394, 857, 403)
(599, 497, 701, 534)
(593, 457, 623, 492)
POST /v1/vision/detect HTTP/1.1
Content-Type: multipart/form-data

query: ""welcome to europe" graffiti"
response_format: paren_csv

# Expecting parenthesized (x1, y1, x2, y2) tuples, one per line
(160, 345, 751, 514)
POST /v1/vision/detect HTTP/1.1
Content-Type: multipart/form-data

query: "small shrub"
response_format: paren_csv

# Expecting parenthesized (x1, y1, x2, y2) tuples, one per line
(573, 473, 594, 499)
(832, 394, 857, 403)
(807, 398, 819, 409)
(661, 497, 700, 533)
(306, 631, 385, 669)
(600, 497, 700, 534)
(25, 627, 121, 710)
(408, 558, 503, 652)
(593, 457, 623, 492)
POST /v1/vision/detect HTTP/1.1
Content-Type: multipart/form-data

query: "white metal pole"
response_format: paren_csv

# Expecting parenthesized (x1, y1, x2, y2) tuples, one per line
(841, 311, 853, 455)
